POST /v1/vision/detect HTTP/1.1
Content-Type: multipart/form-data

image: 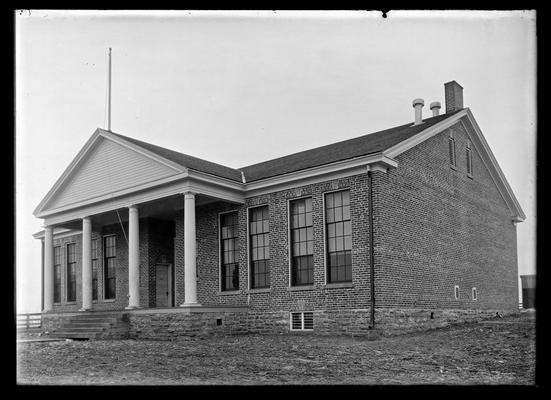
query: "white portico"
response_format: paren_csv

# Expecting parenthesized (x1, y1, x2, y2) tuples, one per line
(34, 128, 245, 312)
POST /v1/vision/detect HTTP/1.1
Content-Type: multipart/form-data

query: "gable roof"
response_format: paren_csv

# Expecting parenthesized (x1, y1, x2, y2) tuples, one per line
(105, 111, 462, 184)
(239, 110, 463, 182)
(34, 108, 525, 223)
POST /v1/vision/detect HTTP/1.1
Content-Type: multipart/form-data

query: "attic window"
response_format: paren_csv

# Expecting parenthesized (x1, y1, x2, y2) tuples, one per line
(290, 311, 314, 331)
(466, 140, 473, 177)
(472, 287, 478, 301)
(449, 132, 457, 169)
(454, 285, 460, 300)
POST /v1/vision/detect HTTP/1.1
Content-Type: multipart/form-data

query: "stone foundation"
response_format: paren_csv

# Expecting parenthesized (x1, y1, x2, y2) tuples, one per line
(41, 307, 521, 340)
(374, 308, 519, 336)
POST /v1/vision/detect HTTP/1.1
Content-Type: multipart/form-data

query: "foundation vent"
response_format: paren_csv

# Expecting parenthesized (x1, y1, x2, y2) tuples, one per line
(290, 311, 314, 331)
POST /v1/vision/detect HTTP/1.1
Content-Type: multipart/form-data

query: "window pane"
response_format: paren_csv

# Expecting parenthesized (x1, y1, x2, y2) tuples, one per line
(342, 206, 350, 220)
(342, 190, 350, 206)
(344, 235, 352, 250)
(334, 192, 342, 207)
(326, 193, 334, 208)
(334, 207, 343, 222)
(336, 222, 343, 236)
(343, 220, 352, 235)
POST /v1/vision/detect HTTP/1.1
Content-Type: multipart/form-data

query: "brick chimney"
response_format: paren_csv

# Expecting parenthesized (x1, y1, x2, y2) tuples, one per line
(444, 81, 463, 113)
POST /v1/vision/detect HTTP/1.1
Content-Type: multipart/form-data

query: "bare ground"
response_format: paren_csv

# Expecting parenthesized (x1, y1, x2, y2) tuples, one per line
(16, 311, 536, 385)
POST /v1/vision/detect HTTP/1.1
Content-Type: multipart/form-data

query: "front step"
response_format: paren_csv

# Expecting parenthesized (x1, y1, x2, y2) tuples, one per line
(49, 331, 100, 340)
(50, 312, 128, 340)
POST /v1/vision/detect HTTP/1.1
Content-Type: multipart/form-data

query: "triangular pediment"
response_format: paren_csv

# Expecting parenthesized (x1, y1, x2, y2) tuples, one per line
(37, 131, 184, 213)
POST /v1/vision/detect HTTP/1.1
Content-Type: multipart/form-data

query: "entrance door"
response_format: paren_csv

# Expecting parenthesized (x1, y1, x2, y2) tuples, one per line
(156, 264, 172, 307)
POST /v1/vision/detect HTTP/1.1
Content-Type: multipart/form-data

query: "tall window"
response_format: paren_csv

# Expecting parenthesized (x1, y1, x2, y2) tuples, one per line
(249, 206, 270, 289)
(92, 238, 99, 301)
(449, 133, 457, 168)
(221, 212, 239, 291)
(103, 235, 116, 299)
(325, 190, 352, 283)
(466, 140, 473, 176)
(66, 243, 77, 302)
(53, 246, 62, 303)
(290, 197, 314, 286)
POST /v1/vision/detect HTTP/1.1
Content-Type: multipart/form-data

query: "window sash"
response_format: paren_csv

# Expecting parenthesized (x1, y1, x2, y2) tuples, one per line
(67, 262, 77, 302)
(290, 198, 314, 286)
(449, 137, 457, 167)
(103, 236, 116, 299)
(66, 244, 77, 302)
(466, 147, 473, 175)
(221, 212, 239, 291)
(325, 190, 352, 283)
(250, 206, 270, 289)
(92, 260, 99, 301)
(53, 264, 61, 303)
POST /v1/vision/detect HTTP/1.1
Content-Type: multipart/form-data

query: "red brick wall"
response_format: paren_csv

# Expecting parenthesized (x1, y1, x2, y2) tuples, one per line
(43, 119, 519, 335)
(372, 121, 519, 311)
(173, 175, 374, 315)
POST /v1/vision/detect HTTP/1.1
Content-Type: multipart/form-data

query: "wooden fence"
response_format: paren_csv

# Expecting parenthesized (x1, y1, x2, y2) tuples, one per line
(17, 313, 42, 330)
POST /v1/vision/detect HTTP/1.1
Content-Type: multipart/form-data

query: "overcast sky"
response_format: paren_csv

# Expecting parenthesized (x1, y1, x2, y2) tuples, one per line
(15, 10, 536, 313)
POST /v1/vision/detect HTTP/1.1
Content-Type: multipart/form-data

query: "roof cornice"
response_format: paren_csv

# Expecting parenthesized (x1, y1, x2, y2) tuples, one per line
(462, 109, 526, 221)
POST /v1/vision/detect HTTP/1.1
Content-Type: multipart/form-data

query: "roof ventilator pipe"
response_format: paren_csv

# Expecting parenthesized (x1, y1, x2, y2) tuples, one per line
(412, 98, 424, 125)
(430, 101, 441, 117)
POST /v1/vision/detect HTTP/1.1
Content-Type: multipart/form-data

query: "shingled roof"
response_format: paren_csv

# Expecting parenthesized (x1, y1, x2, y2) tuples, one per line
(108, 130, 244, 183)
(109, 110, 463, 184)
(240, 110, 463, 182)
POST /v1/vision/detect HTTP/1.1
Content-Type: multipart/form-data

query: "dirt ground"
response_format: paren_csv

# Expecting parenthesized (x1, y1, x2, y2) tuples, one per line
(16, 310, 536, 385)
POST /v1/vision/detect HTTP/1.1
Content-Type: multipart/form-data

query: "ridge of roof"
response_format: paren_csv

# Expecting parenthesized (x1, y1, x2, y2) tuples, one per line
(100, 110, 462, 185)
(239, 110, 463, 182)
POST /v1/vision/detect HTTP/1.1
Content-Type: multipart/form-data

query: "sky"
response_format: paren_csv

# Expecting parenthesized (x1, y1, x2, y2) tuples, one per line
(15, 10, 536, 313)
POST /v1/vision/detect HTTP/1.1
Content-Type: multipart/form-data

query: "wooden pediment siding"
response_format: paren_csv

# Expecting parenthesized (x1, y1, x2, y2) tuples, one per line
(47, 137, 180, 210)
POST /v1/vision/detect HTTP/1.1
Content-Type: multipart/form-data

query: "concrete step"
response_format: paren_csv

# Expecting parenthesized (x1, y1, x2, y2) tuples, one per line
(64, 320, 115, 327)
(49, 331, 98, 339)
(67, 317, 118, 325)
(54, 326, 106, 332)
(70, 315, 122, 321)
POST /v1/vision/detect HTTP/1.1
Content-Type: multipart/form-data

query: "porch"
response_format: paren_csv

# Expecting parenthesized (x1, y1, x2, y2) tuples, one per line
(39, 190, 244, 314)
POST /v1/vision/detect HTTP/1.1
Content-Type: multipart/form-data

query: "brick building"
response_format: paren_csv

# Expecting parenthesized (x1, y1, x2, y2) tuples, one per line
(33, 81, 525, 338)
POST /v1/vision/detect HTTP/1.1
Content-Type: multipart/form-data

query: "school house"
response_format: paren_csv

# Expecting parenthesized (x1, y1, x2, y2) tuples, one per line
(33, 81, 525, 339)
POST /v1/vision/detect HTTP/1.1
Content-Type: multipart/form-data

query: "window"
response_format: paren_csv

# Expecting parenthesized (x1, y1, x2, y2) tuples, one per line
(325, 190, 352, 283)
(221, 212, 239, 291)
(53, 246, 62, 303)
(290, 197, 314, 286)
(290, 312, 314, 331)
(449, 133, 457, 168)
(249, 206, 270, 289)
(454, 285, 460, 300)
(472, 287, 478, 301)
(103, 235, 116, 299)
(92, 239, 99, 301)
(66, 243, 77, 302)
(466, 140, 473, 176)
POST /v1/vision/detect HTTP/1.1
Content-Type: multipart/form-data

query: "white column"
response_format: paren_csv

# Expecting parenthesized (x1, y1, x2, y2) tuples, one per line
(80, 217, 92, 311)
(126, 205, 140, 309)
(43, 226, 54, 312)
(181, 192, 200, 306)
